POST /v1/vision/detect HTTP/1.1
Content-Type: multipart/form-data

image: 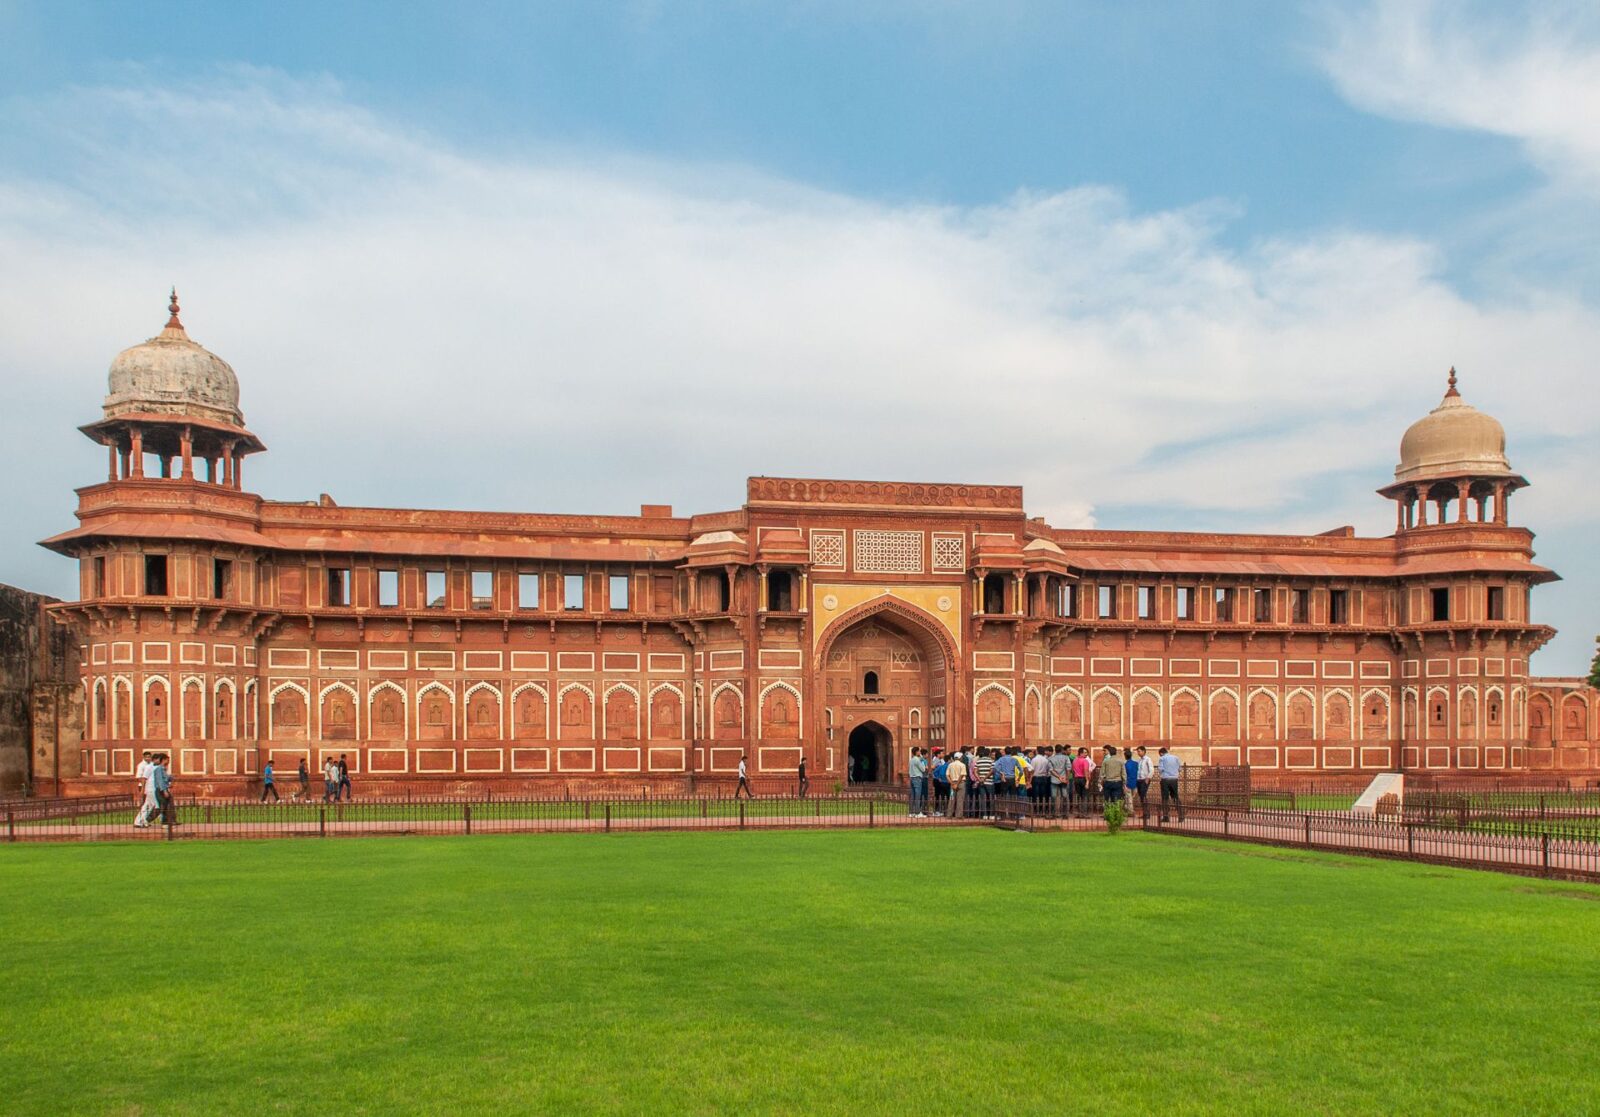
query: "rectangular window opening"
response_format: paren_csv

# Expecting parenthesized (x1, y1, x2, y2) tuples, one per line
(1430, 586, 1451, 622)
(1329, 589, 1349, 625)
(1292, 588, 1310, 625)
(1486, 585, 1505, 622)
(517, 572, 540, 611)
(1253, 588, 1272, 624)
(609, 574, 630, 611)
(564, 574, 585, 611)
(1097, 584, 1116, 620)
(471, 569, 494, 610)
(93, 556, 106, 597)
(327, 567, 351, 608)
(425, 570, 447, 609)
(377, 569, 399, 608)
(213, 558, 232, 601)
(1137, 585, 1156, 620)
(1214, 587, 1234, 622)
(1176, 586, 1194, 621)
(1058, 582, 1077, 618)
(143, 553, 168, 596)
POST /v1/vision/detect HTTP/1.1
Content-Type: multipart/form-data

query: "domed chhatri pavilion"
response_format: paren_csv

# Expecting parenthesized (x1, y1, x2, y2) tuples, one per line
(39, 296, 1600, 794)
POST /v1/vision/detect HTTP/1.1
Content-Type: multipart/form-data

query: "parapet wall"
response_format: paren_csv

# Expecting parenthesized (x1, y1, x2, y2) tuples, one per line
(0, 583, 82, 795)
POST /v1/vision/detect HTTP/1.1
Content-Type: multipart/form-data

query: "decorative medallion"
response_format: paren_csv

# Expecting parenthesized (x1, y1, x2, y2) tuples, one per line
(429, 623, 443, 638)
(936, 595, 953, 612)
(822, 594, 839, 611)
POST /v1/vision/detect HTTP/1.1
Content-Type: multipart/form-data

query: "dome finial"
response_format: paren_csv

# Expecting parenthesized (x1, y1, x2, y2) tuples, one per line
(1445, 366, 1459, 398)
(166, 287, 182, 329)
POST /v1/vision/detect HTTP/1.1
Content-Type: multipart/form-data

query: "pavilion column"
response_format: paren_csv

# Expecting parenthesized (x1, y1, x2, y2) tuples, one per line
(798, 571, 808, 613)
(1417, 495, 1428, 526)
(180, 427, 194, 480)
(107, 441, 119, 481)
(222, 441, 236, 488)
(1395, 499, 1405, 533)
(1014, 572, 1025, 616)
(231, 451, 243, 491)
(129, 427, 145, 478)
(1495, 483, 1508, 525)
(1456, 480, 1468, 524)
(757, 566, 769, 613)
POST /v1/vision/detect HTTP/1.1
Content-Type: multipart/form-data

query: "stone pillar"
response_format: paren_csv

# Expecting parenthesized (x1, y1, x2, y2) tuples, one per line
(1014, 571, 1025, 616)
(1417, 494, 1428, 526)
(798, 571, 809, 613)
(1395, 498, 1405, 533)
(757, 566, 768, 613)
(107, 441, 119, 481)
(1456, 480, 1468, 524)
(1495, 482, 1508, 525)
(129, 427, 144, 478)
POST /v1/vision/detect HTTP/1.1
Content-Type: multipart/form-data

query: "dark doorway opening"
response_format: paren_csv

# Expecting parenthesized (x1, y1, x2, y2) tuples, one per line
(847, 721, 891, 784)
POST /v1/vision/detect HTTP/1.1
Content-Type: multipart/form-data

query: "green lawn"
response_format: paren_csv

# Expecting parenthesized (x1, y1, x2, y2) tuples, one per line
(3, 831, 1597, 1116)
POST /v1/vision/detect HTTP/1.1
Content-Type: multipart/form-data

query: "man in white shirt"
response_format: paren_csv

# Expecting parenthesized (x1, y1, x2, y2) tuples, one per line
(735, 754, 754, 799)
(944, 753, 968, 820)
(133, 752, 157, 827)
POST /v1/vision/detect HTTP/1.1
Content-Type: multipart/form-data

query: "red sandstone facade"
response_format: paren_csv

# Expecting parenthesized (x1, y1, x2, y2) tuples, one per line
(40, 299, 1600, 794)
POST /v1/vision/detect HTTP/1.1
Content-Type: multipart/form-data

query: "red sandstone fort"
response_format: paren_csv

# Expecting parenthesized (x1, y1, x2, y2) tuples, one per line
(33, 293, 1600, 794)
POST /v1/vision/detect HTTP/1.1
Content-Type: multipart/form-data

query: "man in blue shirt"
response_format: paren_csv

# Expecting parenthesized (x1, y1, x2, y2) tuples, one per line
(1123, 750, 1141, 816)
(260, 760, 280, 803)
(1158, 747, 1185, 821)
(931, 753, 949, 816)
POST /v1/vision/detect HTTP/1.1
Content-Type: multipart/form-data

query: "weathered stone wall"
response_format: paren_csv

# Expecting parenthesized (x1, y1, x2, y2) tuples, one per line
(0, 583, 82, 795)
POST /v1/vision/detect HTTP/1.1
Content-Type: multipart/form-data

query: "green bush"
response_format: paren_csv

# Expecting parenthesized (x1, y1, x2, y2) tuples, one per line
(1103, 799, 1127, 834)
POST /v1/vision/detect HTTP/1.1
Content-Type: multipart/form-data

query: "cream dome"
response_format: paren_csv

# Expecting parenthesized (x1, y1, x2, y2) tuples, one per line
(1394, 370, 1512, 484)
(103, 292, 243, 428)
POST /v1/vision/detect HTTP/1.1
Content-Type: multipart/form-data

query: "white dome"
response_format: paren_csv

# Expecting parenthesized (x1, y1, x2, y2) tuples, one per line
(103, 292, 243, 428)
(1394, 370, 1512, 484)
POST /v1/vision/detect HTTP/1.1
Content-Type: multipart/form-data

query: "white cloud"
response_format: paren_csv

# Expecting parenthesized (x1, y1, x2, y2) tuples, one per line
(0, 69, 1596, 670)
(1319, 1, 1600, 191)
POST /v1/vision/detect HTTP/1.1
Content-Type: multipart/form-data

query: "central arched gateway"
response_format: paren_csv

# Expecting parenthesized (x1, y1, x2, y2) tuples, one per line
(815, 598, 955, 782)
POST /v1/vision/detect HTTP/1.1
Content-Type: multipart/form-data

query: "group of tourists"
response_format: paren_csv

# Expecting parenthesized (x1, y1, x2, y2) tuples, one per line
(906, 743, 1187, 822)
(132, 750, 176, 828)
(261, 756, 353, 802)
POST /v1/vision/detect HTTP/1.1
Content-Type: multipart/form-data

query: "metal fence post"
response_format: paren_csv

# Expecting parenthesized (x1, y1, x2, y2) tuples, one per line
(1542, 832, 1551, 876)
(739, 802, 746, 830)
(165, 813, 174, 841)
(319, 807, 326, 837)
(5, 811, 12, 842)
(464, 803, 473, 836)
(604, 804, 611, 833)
(1304, 813, 1312, 847)
(1223, 810, 1230, 837)
(868, 799, 875, 829)
(1406, 823, 1414, 855)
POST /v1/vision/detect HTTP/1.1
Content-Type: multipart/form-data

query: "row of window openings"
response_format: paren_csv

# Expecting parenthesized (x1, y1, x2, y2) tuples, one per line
(1074, 585, 1501, 624)
(115, 559, 1503, 623)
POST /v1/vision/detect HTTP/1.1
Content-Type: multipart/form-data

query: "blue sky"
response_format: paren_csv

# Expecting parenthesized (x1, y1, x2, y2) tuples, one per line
(0, 1, 1596, 672)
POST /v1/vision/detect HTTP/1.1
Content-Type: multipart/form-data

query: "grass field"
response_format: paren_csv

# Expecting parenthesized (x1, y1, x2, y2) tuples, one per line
(3, 830, 1598, 1116)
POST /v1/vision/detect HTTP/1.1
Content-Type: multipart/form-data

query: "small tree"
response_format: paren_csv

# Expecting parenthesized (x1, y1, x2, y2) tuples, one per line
(1588, 638, 1600, 691)
(1103, 799, 1127, 835)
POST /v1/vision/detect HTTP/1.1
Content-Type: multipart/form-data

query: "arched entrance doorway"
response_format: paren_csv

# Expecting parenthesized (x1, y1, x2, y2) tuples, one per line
(847, 721, 891, 784)
(817, 599, 954, 782)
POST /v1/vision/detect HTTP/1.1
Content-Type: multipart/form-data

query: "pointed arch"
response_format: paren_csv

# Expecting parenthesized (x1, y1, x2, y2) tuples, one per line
(113, 676, 135, 739)
(1131, 686, 1162, 741)
(319, 681, 359, 740)
(242, 679, 257, 739)
(143, 675, 171, 740)
(1091, 685, 1124, 742)
(180, 675, 206, 740)
(368, 680, 407, 740)
(1208, 687, 1239, 743)
(465, 681, 503, 740)
(1024, 684, 1045, 739)
(973, 682, 1015, 740)
(417, 680, 456, 742)
(1247, 687, 1278, 741)
(557, 682, 595, 741)
(648, 683, 684, 741)
(1285, 687, 1316, 740)
(268, 681, 309, 741)
(1484, 684, 1506, 737)
(759, 680, 802, 740)
(711, 682, 744, 740)
(1170, 686, 1202, 742)
(1051, 684, 1084, 743)
(814, 595, 958, 684)
(91, 677, 108, 741)
(1425, 685, 1451, 739)
(1323, 688, 1353, 741)
(603, 682, 641, 741)
(213, 678, 237, 741)
(1457, 685, 1480, 738)
(511, 682, 549, 741)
